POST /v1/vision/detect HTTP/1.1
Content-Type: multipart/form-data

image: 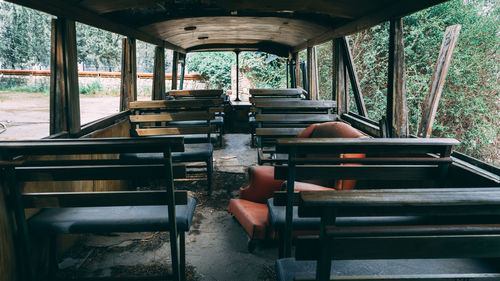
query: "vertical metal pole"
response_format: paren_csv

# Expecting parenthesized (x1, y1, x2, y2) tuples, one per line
(179, 61, 185, 90)
(235, 51, 241, 101)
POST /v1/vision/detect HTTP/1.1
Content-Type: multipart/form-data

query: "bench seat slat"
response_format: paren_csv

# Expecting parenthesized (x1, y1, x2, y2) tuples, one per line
(23, 190, 188, 208)
(255, 114, 337, 122)
(135, 126, 216, 136)
(130, 112, 214, 122)
(275, 165, 440, 181)
(16, 164, 186, 181)
(295, 234, 500, 260)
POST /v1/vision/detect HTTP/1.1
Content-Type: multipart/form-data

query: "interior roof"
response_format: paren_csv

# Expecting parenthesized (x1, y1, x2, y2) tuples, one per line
(7, 0, 450, 56)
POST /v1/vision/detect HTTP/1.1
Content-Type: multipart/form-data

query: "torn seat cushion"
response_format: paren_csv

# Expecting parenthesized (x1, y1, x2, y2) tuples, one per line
(227, 199, 269, 240)
(28, 197, 197, 234)
(238, 165, 284, 204)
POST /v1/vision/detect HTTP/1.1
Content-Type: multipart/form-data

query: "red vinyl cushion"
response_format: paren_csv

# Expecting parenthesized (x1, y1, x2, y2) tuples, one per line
(238, 165, 284, 203)
(228, 199, 269, 239)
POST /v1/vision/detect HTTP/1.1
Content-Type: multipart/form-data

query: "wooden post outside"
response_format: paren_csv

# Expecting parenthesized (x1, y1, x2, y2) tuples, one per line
(334, 38, 346, 115)
(307, 46, 319, 100)
(290, 52, 298, 88)
(235, 51, 240, 101)
(152, 46, 165, 100)
(387, 18, 408, 138)
(294, 52, 301, 90)
(179, 53, 186, 90)
(171, 51, 179, 90)
(342, 37, 367, 117)
(418, 25, 461, 138)
(120, 37, 137, 111)
(50, 18, 80, 135)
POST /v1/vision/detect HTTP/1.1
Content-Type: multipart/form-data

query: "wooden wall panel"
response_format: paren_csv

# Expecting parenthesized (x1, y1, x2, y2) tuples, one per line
(0, 180, 17, 281)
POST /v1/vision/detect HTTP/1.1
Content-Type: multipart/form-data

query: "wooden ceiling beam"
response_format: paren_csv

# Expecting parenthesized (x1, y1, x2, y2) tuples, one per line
(187, 43, 291, 57)
(5, 0, 186, 53)
(292, 0, 448, 52)
(79, 0, 159, 14)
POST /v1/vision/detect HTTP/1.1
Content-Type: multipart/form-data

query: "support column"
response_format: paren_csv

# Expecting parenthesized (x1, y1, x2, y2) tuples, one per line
(294, 52, 301, 89)
(120, 37, 137, 111)
(334, 38, 346, 115)
(50, 18, 80, 135)
(289, 53, 297, 88)
(342, 37, 367, 117)
(307, 47, 319, 100)
(387, 18, 408, 138)
(152, 46, 165, 100)
(171, 51, 179, 90)
(179, 53, 186, 90)
(235, 51, 240, 101)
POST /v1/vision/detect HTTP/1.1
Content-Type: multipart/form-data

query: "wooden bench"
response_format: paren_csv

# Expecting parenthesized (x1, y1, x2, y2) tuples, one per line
(167, 89, 227, 146)
(270, 138, 460, 257)
(253, 100, 337, 164)
(130, 99, 222, 194)
(248, 88, 305, 146)
(0, 136, 195, 281)
(275, 188, 500, 281)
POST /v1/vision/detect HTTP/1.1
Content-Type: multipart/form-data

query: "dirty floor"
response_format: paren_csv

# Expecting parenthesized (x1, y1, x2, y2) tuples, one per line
(56, 134, 278, 281)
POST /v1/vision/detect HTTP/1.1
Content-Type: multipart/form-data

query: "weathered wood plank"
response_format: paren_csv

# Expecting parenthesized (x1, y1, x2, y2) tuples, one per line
(254, 100, 336, 109)
(0, 136, 185, 156)
(418, 25, 462, 138)
(342, 37, 367, 117)
(171, 51, 178, 90)
(16, 164, 186, 181)
(135, 126, 215, 136)
(23, 190, 188, 208)
(130, 99, 224, 109)
(249, 97, 301, 103)
(387, 18, 409, 138)
(250, 88, 304, 96)
(152, 46, 165, 101)
(255, 128, 304, 137)
(275, 165, 440, 181)
(130, 112, 214, 122)
(50, 18, 81, 135)
(275, 138, 460, 154)
(120, 37, 137, 111)
(168, 89, 224, 97)
(334, 38, 346, 114)
(255, 114, 337, 122)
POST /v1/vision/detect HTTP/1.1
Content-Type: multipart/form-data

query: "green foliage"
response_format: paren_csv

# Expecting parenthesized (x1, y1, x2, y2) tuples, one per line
(0, 76, 49, 93)
(80, 81, 102, 95)
(346, 0, 499, 165)
(239, 52, 286, 88)
(186, 52, 234, 90)
(186, 51, 287, 90)
(0, 2, 51, 69)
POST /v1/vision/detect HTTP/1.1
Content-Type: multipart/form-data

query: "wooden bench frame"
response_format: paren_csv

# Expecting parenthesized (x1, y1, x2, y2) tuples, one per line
(253, 100, 338, 164)
(167, 89, 227, 146)
(273, 137, 460, 257)
(130, 99, 221, 193)
(0, 136, 190, 281)
(292, 188, 500, 280)
(248, 88, 305, 147)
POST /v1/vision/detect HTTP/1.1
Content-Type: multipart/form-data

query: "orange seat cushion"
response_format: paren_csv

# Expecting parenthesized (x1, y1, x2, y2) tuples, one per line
(228, 199, 269, 240)
(239, 166, 284, 203)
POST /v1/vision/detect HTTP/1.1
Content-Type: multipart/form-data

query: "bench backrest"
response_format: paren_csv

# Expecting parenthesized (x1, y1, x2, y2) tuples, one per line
(249, 88, 305, 103)
(0, 136, 187, 279)
(274, 137, 460, 257)
(129, 99, 222, 139)
(295, 188, 500, 281)
(254, 100, 338, 146)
